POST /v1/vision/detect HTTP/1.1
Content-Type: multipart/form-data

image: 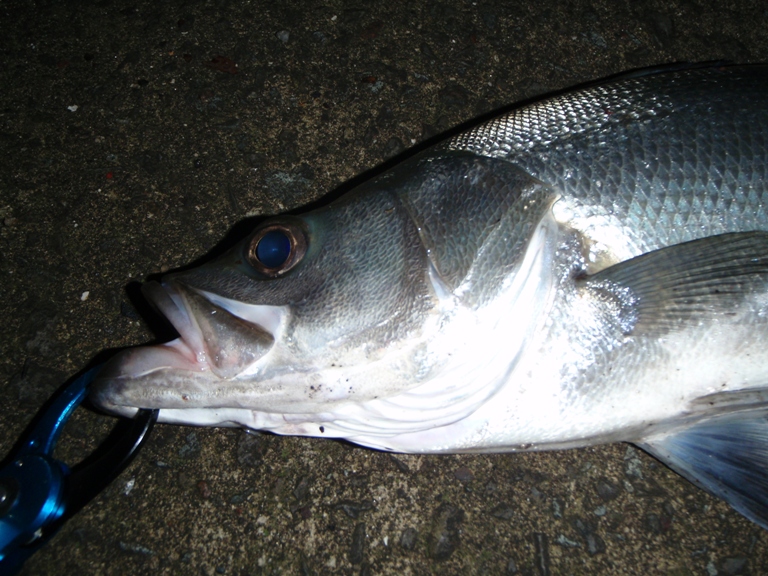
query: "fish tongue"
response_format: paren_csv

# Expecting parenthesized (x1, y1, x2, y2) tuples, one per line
(177, 284, 275, 379)
(100, 338, 203, 379)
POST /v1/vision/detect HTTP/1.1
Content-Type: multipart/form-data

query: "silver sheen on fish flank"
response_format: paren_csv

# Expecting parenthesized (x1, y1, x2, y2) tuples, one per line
(92, 65, 768, 529)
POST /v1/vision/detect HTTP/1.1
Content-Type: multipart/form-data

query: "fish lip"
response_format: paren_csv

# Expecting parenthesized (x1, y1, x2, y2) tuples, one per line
(91, 336, 206, 414)
(92, 278, 282, 412)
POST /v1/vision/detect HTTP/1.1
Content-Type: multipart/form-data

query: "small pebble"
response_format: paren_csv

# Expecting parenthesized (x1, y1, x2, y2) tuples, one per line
(720, 556, 748, 575)
(428, 504, 464, 560)
(453, 466, 473, 483)
(118, 541, 154, 556)
(596, 478, 620, 501)
(555, 534, 581, 548)
(123, 478, 135, 496)
(400, 527, 418, 550)
(490, 504, 515, 520)
(586, 533, 606, 556)
(335, 500, 373, 519)
(197, 480, 211, 499)
(349, 522, 366, 564)
(389, 454, 409, 473)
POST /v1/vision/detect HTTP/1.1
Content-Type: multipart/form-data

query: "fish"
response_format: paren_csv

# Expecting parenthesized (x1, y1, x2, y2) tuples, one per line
(92, 64, 768, 530)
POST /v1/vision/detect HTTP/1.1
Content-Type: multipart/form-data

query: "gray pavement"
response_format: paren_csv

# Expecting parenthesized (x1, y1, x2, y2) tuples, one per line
(1, 1, 767, 574)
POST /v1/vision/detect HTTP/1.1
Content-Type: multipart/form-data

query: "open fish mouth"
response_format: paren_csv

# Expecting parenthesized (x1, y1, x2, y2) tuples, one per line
(96, 280, 278, 387)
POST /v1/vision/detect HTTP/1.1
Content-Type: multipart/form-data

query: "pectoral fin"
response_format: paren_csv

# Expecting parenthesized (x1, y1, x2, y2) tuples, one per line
(638, 408, 768, 529)
(581, 231, 768, 334)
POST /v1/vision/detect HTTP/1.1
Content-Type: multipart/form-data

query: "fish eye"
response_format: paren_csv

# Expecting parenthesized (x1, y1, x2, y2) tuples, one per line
(246, 222, 307, 277)
(257, 230, 291, 268)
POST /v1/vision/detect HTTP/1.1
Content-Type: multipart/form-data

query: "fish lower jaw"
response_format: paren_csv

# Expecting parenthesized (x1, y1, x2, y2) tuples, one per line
(90, 339, 214, 413)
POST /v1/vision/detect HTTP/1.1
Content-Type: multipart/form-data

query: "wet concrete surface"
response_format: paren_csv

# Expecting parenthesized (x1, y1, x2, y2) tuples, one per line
(1, 0, 768, 574)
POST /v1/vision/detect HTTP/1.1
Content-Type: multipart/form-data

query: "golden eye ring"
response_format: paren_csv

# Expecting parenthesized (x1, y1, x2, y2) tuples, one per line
(246, 221, 308, 277)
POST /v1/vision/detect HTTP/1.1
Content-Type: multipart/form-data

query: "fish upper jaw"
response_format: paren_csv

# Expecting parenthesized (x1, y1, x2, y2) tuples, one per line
(142, 280, 209, 369)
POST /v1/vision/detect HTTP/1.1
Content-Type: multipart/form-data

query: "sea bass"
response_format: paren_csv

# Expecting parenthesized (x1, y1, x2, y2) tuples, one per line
(93, 65, 768, 528)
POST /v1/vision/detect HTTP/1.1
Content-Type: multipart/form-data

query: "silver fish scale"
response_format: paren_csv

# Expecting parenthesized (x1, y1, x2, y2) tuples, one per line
(447, 66, 768, 254)
(448, 79, 665, 157)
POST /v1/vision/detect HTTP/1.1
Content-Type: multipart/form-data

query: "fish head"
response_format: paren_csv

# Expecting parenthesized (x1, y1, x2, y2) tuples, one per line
(91, 185, 439, 426)
(91, 150, 559, 441)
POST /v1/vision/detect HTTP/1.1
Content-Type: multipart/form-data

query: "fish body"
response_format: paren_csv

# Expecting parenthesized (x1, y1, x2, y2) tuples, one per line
(93, 65, 768, 528)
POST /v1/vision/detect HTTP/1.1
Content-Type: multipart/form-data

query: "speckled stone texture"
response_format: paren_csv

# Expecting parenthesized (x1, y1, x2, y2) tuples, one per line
(1, 1, 768, 574)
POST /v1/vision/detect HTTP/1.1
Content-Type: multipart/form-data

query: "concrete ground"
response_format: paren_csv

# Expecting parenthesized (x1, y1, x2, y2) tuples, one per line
(1, 0, 768, 574)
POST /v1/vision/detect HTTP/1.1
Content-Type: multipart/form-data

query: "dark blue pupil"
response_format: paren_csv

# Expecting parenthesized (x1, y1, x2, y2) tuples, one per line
(256, 230, 292, 268)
